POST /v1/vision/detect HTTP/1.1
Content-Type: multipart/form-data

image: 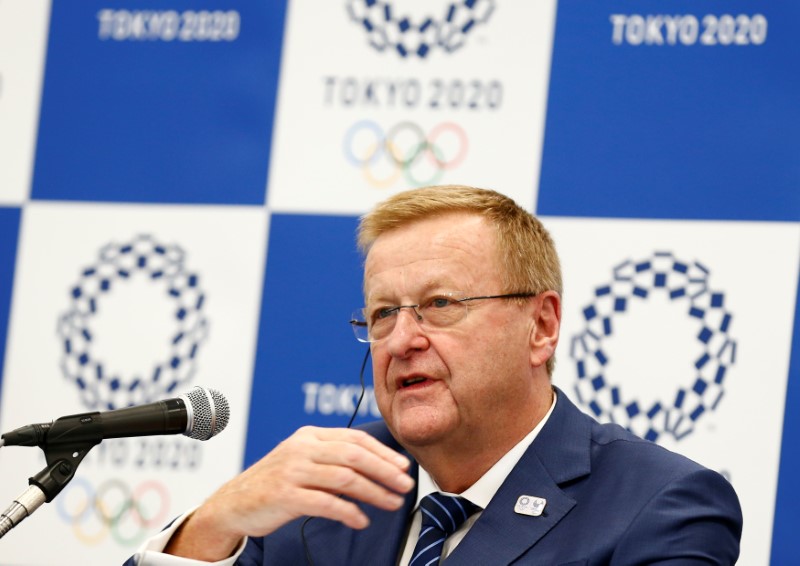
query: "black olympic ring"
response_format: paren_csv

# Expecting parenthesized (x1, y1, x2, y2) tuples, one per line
(56, 476, 170, 546)
(343, 120, 468, 188)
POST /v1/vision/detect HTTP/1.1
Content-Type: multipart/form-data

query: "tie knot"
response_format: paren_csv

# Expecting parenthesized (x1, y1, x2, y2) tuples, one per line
(419, 492, 480, 536)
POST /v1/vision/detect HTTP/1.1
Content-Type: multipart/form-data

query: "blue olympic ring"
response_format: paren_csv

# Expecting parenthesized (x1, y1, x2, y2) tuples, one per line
(343, 120, 468, 188)
(56, 476, 170, 547)
(57, 235, 209, 411)
(569, 251, 737, 443)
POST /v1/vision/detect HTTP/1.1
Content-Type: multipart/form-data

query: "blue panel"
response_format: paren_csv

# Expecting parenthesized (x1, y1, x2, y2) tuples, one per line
(244, 214, 371, 467)
(0, 208, 21, 408)
(31, 0, 287, 205)
(771, 279, 800, 564)
(538, 1, 800, 221)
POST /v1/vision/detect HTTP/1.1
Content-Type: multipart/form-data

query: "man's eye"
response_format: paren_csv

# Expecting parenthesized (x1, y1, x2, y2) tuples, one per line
(429, 297, 455, 308)
(375, 307, 397, 320)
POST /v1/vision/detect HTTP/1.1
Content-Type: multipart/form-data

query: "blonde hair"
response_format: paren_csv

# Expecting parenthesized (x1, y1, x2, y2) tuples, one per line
(358, 185, 562, 375)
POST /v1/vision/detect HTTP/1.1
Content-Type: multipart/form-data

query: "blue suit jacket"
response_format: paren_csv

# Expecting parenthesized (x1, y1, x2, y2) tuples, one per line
(237, 389, 742, 565)
(130, 389, 742, 565)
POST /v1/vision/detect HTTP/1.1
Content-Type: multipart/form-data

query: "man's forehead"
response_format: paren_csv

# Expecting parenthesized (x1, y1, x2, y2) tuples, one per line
(362, 214, 500, 298)
(365, 213, 490, 255)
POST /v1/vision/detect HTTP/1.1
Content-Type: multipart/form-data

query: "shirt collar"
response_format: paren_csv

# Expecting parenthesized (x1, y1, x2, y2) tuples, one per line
(414, 389, 558, 510)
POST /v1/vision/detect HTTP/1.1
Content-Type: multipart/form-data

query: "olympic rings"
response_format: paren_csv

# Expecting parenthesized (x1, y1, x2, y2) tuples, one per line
(56, 476, 170, 546)
(343, 120, 468, 188)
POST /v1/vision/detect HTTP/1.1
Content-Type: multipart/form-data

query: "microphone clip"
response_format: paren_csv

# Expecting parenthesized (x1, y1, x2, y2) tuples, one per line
(0, 420, 99, 539)
(31, 415, 103, 503)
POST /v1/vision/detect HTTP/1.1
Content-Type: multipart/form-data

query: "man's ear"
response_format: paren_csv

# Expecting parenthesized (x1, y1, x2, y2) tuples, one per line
(530, 291, 561, 369)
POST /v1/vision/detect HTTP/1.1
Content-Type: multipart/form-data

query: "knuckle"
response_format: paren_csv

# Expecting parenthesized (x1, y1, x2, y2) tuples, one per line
(296, 425, 317, 437)
(341, 445, 366, 466)
(348, 429, 370, 444)
(330, 467, 359, 490)
(315, 496, 343, 516)
(280, 459, 303, 478)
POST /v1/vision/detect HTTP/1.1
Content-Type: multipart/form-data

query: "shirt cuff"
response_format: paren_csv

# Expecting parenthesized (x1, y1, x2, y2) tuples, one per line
(130, 507, 248, 566)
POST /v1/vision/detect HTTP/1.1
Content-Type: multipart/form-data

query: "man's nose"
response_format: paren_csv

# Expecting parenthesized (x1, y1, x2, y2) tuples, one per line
(385, 307, 429, 356)
(397, 305, 422, 322)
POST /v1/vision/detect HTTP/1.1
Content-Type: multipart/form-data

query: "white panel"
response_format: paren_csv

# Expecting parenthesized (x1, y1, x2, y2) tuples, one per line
(0, 0, 51, 204)
(267, 0, 556, 214)
(546, 217, 800, 566)
(0, 202, 268, 563)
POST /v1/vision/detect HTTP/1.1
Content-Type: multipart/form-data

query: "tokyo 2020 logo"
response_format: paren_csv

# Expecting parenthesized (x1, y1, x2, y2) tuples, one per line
(346, 0, 495, 58)
(569, 251, 737, 443)
(57, 235, 209, 411)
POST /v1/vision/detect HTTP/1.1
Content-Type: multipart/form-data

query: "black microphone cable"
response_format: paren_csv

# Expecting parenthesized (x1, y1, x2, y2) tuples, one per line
(301, 345, 370, 565)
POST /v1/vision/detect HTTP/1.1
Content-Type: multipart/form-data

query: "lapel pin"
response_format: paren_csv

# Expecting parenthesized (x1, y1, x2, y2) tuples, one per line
(514, 495, 547, 517)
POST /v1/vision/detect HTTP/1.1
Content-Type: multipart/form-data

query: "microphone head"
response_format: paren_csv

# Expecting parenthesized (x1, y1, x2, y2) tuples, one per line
(182, 386, 230, 441)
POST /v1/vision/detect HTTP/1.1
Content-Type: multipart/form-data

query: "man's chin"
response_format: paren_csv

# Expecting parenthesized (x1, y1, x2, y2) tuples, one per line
(388, 412, 453, 449)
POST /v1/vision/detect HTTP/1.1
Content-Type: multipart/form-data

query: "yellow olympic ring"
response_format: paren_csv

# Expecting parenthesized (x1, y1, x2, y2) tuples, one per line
(361, 140, 405, 188)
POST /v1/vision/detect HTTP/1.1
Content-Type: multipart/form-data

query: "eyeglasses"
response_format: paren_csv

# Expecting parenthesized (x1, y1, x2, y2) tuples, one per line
(350, 291, 537, 343)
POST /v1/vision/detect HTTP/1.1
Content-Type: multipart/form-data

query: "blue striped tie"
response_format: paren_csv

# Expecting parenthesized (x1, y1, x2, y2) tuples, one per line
(409, 492, 480, 566)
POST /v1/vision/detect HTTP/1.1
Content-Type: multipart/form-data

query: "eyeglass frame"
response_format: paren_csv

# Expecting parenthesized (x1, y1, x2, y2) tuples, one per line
(349, 291, 537, 343)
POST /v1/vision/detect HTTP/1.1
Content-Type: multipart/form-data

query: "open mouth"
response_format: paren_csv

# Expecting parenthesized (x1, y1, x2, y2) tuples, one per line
(401, 376, 429, 388)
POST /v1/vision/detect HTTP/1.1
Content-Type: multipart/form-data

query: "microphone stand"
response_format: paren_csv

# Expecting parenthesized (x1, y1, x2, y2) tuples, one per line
(0, 415, 103, 539)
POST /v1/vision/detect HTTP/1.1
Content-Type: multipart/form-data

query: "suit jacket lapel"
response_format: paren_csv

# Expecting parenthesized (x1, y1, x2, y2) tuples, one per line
(445, 389, 592, 565)
(353, 469, 418, 565)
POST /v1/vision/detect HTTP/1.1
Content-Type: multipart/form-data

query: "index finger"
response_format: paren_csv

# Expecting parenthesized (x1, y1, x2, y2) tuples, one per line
(312, 427, 411, 471)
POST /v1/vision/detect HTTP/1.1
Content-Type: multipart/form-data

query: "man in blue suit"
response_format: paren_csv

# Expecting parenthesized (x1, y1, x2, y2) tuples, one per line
(130, 185, 741, 565)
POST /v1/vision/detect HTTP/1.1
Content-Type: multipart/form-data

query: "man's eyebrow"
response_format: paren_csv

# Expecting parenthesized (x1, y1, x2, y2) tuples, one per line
(365, 283, 458, 303)
(364, 289, 392, 303)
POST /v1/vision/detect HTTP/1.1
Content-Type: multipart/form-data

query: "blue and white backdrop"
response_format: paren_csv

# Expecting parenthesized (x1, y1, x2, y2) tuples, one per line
(0, 1, 798, 564)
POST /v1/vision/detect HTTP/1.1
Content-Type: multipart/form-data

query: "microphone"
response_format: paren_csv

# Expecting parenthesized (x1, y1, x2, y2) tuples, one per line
(0, 386, 230, 447)
(0, 386, 229, 539)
